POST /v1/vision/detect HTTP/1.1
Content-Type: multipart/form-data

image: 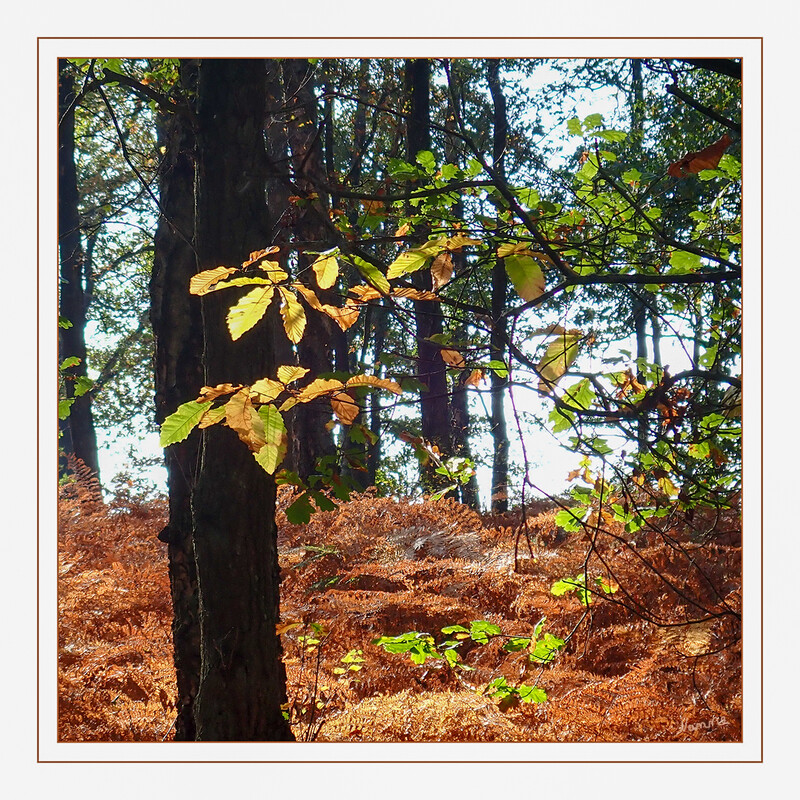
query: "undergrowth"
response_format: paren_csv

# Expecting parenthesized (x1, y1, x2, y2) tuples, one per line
(58, 472, 742, 743)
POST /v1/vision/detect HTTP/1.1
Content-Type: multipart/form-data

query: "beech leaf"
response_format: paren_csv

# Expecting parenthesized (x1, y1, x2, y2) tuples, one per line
(504, 252, 546, 302)
(159, 400, 212, 447)
(253, 404, 287, 474)
(441, 348, 466, 368)
(278, 287, 306, 343)
(196, 383, 241, 403)
(345, 375, 403, 395)
(276, 365, 310, 385)
(536, 331, 582, 394)
(249, 378, 285, 403)
(350, 256, 390, 295)
(312, 252, 339, 290)
(225, 389, 265, 452)
(197, 405, 227, 429)
(430, 251, 454, 291)
(331, 392, 360, 425)
(190, 266, 239, 296)
(668, 134, 733, 178)
(296, 378, 345, 403)
(226, 285, 275, 341)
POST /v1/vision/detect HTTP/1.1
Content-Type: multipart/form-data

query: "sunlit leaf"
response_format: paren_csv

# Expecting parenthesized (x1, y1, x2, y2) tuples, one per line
(390, 287, 440, 301)
(249, 378, 285, 403)
(276, 365, 310, 386)
(296, 378, 345, 403)
(159, 400, 212, 447)
(345, 375, 403, 395)
(253, 404, 287, 473)
(350, 256, 390, 295)
(386, 239, 446, 279)
(198, 405, 227, 429)
(441, 348, 466, 368)
(190, 266, 238, 295)
(430, 251, 453, 291)
(331, 392, 360, 425)
(537, 331, 582, 394)
(196, 383, 240, 403)
(278, 287, 306, 343)
(225, 389, 266, 452)
(504, 252, 545, 302)
(226, 285, 275, 340)
(312, 252, 339, 289)
(465, 369, 484, 387)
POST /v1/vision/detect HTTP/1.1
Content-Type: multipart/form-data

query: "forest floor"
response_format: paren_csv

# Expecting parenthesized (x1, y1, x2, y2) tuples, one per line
(57, 474, 742, 743)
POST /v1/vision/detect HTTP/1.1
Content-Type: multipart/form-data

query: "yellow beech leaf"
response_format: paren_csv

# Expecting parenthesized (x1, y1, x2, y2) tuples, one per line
(243, 246, 280, 268)
(196, 383, 241, 402)
(505, 251, 546, 302)
(536, 331, 582, 395)
(227, 285, 276, 341)
(430, 251, 454, 291)
(294, 284, 361, 331)
(293, 283, 323, 310)
(225, 389, 266, 452)
(275, 620, 301, 636)
(390, 287, 440, 302)
(296, 378, 345, 403)
(465, 369, 484, 387)
(345, 375, 403, 395)
(190, 266, 239, 295)
(197, 405, 228, 429)
(253, 404, 287, 473)
(276, 365, 310, 385)
(311, 252, 339, 290)
(349, 285, 383, 302)
(249, 378, 285, 403)
(444, 234, 481, 251)
(496, 242, 530, 258)
(331, 392, 360, 425)
(258, 262, 288, 283)
(386, 239, 447, 280)
(441, 348, 466, 368)
(278, 287, 306, 343)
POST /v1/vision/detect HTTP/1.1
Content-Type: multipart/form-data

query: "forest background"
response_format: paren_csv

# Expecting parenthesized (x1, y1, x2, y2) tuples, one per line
(5, 7, 793, 800)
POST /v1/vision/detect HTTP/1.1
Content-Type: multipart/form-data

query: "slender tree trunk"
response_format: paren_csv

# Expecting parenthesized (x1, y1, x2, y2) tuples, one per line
(150, 61, 203, 741)
(191, 58, 293, 741)
(406, 59, 451, 474)
(58, 59, 100, 482)
(283, 59, 346, 480)
(487, 60, 510, 513)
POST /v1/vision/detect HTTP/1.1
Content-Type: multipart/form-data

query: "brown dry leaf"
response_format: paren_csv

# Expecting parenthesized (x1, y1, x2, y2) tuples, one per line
(441, 348, 466, 368)
(189, 266, 238, 296)
(349, 285, 383, 303)
(395, 222, 411, 237)
(464, 369, 483, 387)
(196, 383, 241, 403)
(321, 302, 361, 331)
(296, 377, 345, 403)
(391, 287, 440, 302)
(331, 392, 360, 425)
(430, 251, 454, 291)
(224, 389, 266, 452)
(345, 375, 403, 395)
(667, 134, 732, 178)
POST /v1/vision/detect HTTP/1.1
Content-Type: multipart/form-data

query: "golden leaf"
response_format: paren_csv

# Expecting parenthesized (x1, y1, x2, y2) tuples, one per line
(440, 348, 466, 368)
(345, 375, 403, 395)
(444, 234, 481, 251)
(496, 242, 530, 258)
(224, 389, 266, 452)
(312, 252, 339, 290)
(243, 246, 280, 268)
(197, 405, 227, 429)
(276, 365, 310, 386)
(349, 285, 383, 302)
(390, 287, 440, 302)
(226, 286, 276, 341)
(536, 331, 582, 395)
(296, 378, 345, 403)
(258, 262, 288, 283)
(249, 378, 285, 404)
(196, 383, 241, 403)
(430, 251, 454, 291)
(189, 266, 238, 296)
(278, 287, 306, 344)
(395, 222, 411, 237)
(464, 369, 484, 387)
(294, 284, 361, 331)
(331, 392, 360, 425)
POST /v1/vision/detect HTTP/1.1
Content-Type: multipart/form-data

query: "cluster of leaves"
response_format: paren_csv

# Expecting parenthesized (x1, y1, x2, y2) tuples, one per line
(373, 616, 565, 706)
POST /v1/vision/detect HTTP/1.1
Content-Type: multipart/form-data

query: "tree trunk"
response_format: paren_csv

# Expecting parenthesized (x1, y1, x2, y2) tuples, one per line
(58, 59, 100, 482)
(191, 58, 293, 741)
(283, 59, 345, 480)
(150, 60, 203, 741)
(406, 59, 451, 474)
(487, 60, 510, 513)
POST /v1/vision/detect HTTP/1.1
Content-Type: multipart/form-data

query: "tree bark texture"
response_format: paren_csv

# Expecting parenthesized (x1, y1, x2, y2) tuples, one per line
(58, 59, 101, 482)
(406, 59, 451, 460)
(150, 61, 203, 741)
(487, 60, 510, 513)
(191, 58, 293, 741)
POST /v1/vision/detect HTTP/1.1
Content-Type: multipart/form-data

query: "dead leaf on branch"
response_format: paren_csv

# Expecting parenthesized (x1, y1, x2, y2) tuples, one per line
(431, 252, 454, 291)
(667, 133, 732, 178)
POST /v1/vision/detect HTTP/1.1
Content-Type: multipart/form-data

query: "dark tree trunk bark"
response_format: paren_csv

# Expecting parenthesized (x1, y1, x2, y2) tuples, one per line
(406, 59, 451, 471)
(58, 59, 100, 482)
(487, 60, 510, 513)
(191, 58, 293, 742)
(150, 60, 203, 741)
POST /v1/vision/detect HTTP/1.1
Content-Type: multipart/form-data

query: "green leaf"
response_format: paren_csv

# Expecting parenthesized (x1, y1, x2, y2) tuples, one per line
(487, 359, 509, 379)
(536, 332, 582, 394)
(583, 113, 603, 129)
(60, 356, 81, 369)
(517, 684, 547, 703)
(567, 117, 583, 136)
(159, 400, 213, 447)
(73, 376, 93, 397)
(386, 239, 445, 280)
(415, 150, 436, 174)
(554, 507, 584, 532)
(469, 620, 502, 644)
(669, 250, 702, 274)
(622, 168, 642, 183)
(505, 253, 545, 302)
(58, 398, 74, 420)
(58, 316, 74, 329)
(596, 129, 627, 143)
(502, 636, 532, 652)
(254, 404, 287, 474)
(349, 256, 390, 294)
(286, 492, 315, 525)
